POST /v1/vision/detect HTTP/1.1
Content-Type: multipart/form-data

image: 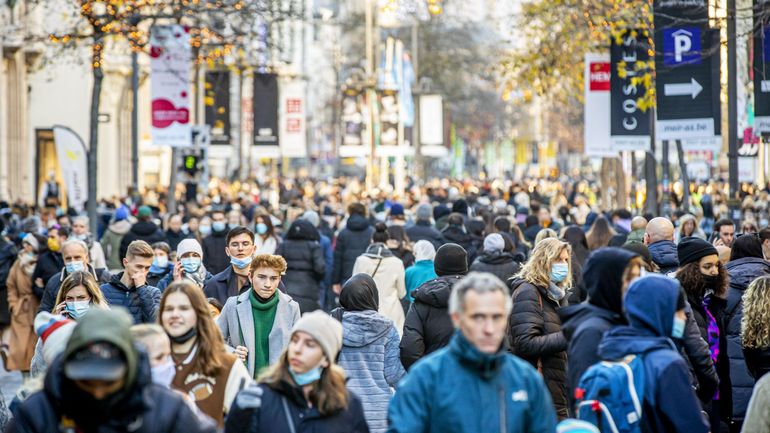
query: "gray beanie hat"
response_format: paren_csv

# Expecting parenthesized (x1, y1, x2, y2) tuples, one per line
(302, 210, 321, 228)
(483, 233, 505, 252)
(291, 311, 343, 361)
(415, 203, 433, 221)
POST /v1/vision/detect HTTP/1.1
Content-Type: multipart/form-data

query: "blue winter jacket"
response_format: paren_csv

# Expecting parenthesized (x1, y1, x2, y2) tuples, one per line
(404, 261, 437, 302)
(387, 331, 557, 433)
(647, 240, 679, 274)
(99, 273, 161, 324)
(597, 275, 709, 433)
(338, 310, 405, 433)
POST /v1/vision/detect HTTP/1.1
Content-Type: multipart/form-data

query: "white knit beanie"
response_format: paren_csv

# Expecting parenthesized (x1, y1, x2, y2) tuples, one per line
(414, 240, 436, 262)
(291, 311, 343, 361)
(177, 238, 203, 258)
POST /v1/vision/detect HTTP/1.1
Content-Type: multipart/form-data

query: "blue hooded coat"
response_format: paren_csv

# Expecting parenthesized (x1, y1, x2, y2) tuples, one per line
(597, 275, 709, 433)
(647, 240, 679, 275)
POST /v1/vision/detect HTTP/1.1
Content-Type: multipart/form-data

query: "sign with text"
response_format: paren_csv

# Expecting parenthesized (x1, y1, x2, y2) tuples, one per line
(279, 79, 307, 158)
(252, 73, 279, 149)
(150, 25, 191, 147)
(584, 53, 615, 157)
(654, 1, 719, 140)
(204, 71, 231, 145)
(611, 29, 652, 151)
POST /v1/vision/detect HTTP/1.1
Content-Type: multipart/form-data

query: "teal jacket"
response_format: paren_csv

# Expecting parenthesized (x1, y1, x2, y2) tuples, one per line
(404, 260, 437, 302)
(387, 331, 557, 433)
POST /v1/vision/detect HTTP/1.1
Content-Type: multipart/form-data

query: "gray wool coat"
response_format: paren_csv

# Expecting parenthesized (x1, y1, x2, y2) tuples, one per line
(217, 290, 301, 376)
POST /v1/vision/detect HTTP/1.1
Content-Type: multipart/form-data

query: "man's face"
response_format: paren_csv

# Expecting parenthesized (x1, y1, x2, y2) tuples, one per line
(451, 290, 508, 354)
(122, 255, 153, 283)
(62, 244, 89, 266)
(251, 267, 281, 299)
(72, 220, 88, 236)
(169, 216, 182, 232)
(211, 212, 226, 224)
(226, 233, 254, 259)
(139, 334, 172, 368)
(719, 225, 735, 247)
(74, 378, 125, 400)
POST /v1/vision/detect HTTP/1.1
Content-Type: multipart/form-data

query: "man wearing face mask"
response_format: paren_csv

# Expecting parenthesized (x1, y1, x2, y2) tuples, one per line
(597, 275, 710, 432)
(8, 309, 217, 433)
(31, 225, 68, 294)
(202, 210, 230, 275)
(157, 239, 213, 291)
(38, 239, 112, 314)
(204, 226, 256, 305)
(70, 216, 107, 270)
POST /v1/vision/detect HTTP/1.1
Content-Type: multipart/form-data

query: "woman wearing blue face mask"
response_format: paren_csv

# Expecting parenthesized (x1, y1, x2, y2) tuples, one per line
(226, 311, 369, 433)
(507, 237, 572, 419)
(147, 242, 174, 288)
(156, 239, 213, 292)
(52, 271, 109, 320)
(254, 214, 280, 255)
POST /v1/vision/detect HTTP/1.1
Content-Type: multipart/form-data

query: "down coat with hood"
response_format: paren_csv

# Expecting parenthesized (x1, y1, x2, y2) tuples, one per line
(725, 256, 770, 421)
(400, 275, 463, 370)
(333, 214, 374, 285)
(8, 309, 216, 433)
(507, 277, 569, 419)
(559, 247, 637, 398)
(469, 250, 521, 283)
(276, 219, 326, 313)
(648, 240, 679, 275)
(597, 275, 710, 433)
(338, 310, 405, 433)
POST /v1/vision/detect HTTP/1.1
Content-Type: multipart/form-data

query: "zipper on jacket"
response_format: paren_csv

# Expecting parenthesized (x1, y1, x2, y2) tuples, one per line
(498, 384, 506, 433)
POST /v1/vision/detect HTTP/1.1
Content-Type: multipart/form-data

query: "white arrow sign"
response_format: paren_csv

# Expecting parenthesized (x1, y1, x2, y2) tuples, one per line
(664, 78, 703, 99)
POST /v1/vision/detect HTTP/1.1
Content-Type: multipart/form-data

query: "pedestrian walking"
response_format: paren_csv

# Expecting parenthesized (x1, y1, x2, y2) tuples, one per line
(3, 234, 42, 373)
(276, 219, 326, 313)
(201, 210, 230, 275)
(387, 272, 557, 433)
(157, 238, 212, 291)
(254, 213, 281, 255)
(644, 217, 679, 275)
(469, 233, 521, 282)
(741, 276, 770, 380)
(118, 205, 166, 262)
(332, 203, 374, 293)
(404, 240, 437, 302)
(203, 226, 256, 305)
(99, 240, 160, 324)
(405, 204, 443, 250)
(100, 206, 131, 271)
(742, 372, 770, 433)
(147, 241, 173, 287)
(70, 216, 107, 271)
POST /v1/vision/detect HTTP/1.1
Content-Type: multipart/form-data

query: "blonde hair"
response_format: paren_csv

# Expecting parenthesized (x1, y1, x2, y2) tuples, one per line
(54, 271, 108, 310)
(127, 240, 154, 259)
(741, 276, 770, 349)
(515, 238, 572, 288)
(534, 228, 557, 246)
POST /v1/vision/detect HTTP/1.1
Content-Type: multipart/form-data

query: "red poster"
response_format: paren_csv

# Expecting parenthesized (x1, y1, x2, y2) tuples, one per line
(589, 62, 611, 91)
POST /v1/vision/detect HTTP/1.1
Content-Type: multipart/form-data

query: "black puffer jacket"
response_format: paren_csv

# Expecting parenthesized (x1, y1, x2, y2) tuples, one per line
(440, 226, 477, 263)
(508, 278, 568, 419)
(201, 229, 229, 276)
(277, 220, 325, 314)
(31, 251, 63, 296)
(725, 257, 770, 420)
(332, 215, 374, 285)
(118, 221, 167, 262)
(400, 275, 463, 370)
(406, 221, 444, 250)
(744, 346, 770, 380)
(469, 251, 520, 283)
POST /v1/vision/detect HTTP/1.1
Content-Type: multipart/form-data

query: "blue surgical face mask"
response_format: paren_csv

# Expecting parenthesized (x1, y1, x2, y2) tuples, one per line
(65, 261, 85, 274)
(550, 262, 569, 283)
(151, 357, 177, 388)
(230, 255, 253, 270)
(65, 300, 91, 320)
(153, 256, 169, 268)
(672, 316, 686, 339)
(181, 257, 201, 273)
(256, 223, 268, 235)
(212, 221, 227, 233)
(199, 225, 212, 236)
(290, 366, 323, 386)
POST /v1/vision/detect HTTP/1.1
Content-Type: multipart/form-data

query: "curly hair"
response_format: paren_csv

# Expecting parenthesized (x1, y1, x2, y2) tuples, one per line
(741, 276, 770, 349)
(675, 261, 728, 300)
(515, 237, 572, 289)
(249, 254, 288, 275)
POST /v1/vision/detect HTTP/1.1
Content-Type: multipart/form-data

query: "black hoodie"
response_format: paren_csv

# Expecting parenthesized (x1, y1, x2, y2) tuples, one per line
(118, 220, 167, 262)
(332, 215, 374, 285)
(559, 247, 638, 398)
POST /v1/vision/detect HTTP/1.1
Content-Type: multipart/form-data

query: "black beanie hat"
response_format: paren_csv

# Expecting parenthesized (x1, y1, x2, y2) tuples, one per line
(677, 237, 718, 267)
(434, 243, 468, 276)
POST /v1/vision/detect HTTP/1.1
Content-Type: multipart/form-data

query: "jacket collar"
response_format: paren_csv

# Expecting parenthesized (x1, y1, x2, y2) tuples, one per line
(448, 331, 506, 380)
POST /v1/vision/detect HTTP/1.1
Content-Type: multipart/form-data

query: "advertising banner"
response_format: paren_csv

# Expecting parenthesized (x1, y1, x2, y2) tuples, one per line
(584, 53, 615, 157)
(150, 25, 191, 147)
(610, 29, 651, 151)
(204, 71, 231, 145)
(253, 73, 279, 150)
(279, 79, 307, 158)
(52, 126, 88, 212)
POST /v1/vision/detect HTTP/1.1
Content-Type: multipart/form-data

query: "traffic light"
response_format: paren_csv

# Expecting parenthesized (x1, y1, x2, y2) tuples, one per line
(183, 154, 200, 175)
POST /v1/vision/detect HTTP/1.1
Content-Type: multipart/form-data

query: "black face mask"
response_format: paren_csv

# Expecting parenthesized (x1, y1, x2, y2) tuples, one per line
(702, 274, 721, 287)
(169, 327, 197, 345)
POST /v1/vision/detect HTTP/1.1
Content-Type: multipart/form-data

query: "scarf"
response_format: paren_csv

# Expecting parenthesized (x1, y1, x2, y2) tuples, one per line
(249, 290, 279, 377)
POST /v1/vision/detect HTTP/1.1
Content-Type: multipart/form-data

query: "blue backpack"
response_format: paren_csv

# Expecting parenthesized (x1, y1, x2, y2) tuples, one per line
(574, 355, 646, 433)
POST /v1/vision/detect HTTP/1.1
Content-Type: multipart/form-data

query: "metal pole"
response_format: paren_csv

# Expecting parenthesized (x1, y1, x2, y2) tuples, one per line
(645, 108, 658, 216)
(411, 22, 421, 181)
(728, 0, 739, 200)
(365, 0, 374, 191)
(131, 50, 139, 192)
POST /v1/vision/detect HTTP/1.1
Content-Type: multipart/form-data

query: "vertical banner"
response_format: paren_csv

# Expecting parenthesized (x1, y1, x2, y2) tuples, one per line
(279, 79, 307, 158)
(754, 0, 770, 134)
(204, 71, 231, 145)
(418, 94, 445, 156)
(584, 52, 615, 157)
(378, 91, 399, 148)
(611, 29, 652, 151)
(339, 91, 368, 157)
(252, 73, 279, 156)
(150, 25, 191, 147)
(52, 126, 88, 212)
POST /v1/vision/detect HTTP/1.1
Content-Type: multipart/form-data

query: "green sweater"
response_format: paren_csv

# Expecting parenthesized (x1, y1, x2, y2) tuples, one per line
(249, 290, 279, 377)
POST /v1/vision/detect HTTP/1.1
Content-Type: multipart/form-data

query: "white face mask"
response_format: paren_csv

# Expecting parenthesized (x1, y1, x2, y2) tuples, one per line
(150, 357, 177, 388)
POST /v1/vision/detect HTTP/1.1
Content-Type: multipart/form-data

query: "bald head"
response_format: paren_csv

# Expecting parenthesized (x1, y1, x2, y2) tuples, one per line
(644, 217, 675, 244)
(631, 216, 648, 231)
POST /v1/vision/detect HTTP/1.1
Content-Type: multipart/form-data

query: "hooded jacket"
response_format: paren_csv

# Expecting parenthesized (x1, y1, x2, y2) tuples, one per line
(400, 275, 463, 370)
(338, 310, 405, 433)
(99, 273, 161, 324)
(387, 331, 557, 433)
(101, 219, 132, 271)
(352, 244, 406, 334)
(648, 240, 679, 275)
(118, 221, 167, 262)
(440, 225, 477, 263)
(469, 250, 521, 283)
(201, 228, 229, 276)
(405, 220, 444, 250)
(507, 277, 569, 419)
(333, 215, 374, 285)
(8, 309, 217, 433)
(725, 256, 770, 420)
(276, 220, 326, 314)
(560, 247, 637, 397)
(31, 251, 62, 294)
(597, 275, 709, 433)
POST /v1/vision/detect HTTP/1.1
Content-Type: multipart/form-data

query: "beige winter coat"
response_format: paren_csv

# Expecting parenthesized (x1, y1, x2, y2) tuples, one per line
(352, 246, 406, 335)
(6, 255, 39, 371)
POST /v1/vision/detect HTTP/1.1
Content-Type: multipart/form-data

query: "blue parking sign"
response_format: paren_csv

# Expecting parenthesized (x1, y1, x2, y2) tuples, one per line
(663, 27, 702, 66)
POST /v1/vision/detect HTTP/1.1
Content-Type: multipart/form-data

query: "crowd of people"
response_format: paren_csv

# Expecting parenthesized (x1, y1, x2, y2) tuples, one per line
(0, 175, 769, 432)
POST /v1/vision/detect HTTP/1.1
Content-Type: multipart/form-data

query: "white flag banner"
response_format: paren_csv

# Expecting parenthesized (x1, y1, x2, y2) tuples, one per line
(279, 79, 307, 158)
(584, 52, 616, 157)
(52, 126, 88, 212)
(150, 25, 191, 147)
